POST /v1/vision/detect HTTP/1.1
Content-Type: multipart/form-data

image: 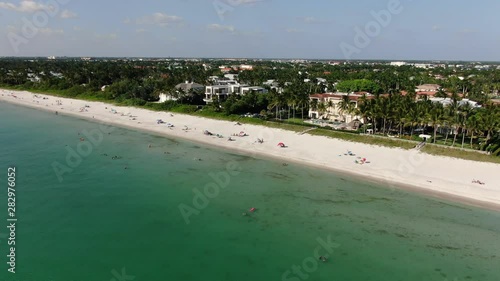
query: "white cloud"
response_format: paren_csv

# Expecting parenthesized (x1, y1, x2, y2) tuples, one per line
(60, 9, 77, 19)
(207, 23, 235, 33)
(231, 0, 266, 4)
(95, 33, 118, 40)
(135, 13, 183, 27)
(39, 27, 64, 35)
(298, 16, 332, 24)
(459, 28, 475, 34)
(285, 28, 302, 33)
(432, 25, 442, 31)
(0, 1, 54, 13)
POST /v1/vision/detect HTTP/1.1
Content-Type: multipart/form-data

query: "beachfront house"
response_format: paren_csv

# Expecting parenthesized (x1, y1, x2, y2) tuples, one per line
(175, 81, 205, 93)
(203, 84, 268, 104)
(240, 86, 268, 95)
(308, 92, 369, 123)
(204, 85, 230, 103)
(159, 81, 205, 102)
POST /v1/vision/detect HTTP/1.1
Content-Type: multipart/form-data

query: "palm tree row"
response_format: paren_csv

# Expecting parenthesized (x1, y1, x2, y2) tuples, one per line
(355, 93, 500, 149)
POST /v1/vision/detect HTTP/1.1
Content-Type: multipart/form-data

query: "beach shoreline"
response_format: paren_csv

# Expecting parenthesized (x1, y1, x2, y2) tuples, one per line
(2, 89, 500, 211)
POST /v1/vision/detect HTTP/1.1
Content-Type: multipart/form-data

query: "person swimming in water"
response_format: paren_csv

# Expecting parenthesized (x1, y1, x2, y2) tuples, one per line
(319, 256, 327, 262)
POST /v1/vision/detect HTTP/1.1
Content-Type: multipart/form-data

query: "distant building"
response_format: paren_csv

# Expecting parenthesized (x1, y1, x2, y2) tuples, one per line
(158, 93, 177, 103)
(224, 74, 238, 81)
(27, 73, 41, 82)
(175, 81, 205, 93)
(390, 61, 407, 66)
(203, 84, 267, 104)
(239, 64, 253, 70)
(429, 97, 481, 108)
(416, 84, 441, 92)
(240, 86, 268, 95)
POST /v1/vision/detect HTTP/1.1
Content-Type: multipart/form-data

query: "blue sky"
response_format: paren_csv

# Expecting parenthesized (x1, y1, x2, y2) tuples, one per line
(0, 0, 499, 60)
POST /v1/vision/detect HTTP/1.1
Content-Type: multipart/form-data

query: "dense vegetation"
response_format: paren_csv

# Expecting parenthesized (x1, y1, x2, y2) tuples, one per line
(1, 58, 499, 159)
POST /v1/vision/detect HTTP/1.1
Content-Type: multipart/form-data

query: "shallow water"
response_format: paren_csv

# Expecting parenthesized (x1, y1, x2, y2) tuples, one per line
(1, 101, 499, 281)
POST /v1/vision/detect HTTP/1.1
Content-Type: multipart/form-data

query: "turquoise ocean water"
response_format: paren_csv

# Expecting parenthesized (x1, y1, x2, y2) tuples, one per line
(0, 101, 499, 281)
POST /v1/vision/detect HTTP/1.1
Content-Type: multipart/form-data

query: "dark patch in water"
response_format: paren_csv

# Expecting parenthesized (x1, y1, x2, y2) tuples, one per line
(290, 194, 350, 205)
(437, 201, 472, 211)
(427, 244, 461, 250)
(355, 197, 393, 204)
(265, 172, 293, 181)
(226, 153, 255, 162)
(395, 233, 409, 239)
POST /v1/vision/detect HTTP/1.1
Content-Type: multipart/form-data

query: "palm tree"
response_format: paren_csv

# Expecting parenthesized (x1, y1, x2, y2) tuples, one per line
(442, 107, 453, 145)
(466, 114, 481, 149)
(298, 92, 310, 120)
(318, 102, 327, 118)
(459, 103, 472, 149)
(435, 88, 447, 98)
(267, 90, 282, 119)
(429, 103, 444, 144)
(327, 100, 334, 115)
(357, 95, 371, 133)
(309, 98, 318, 119)
(480, 106, 500, 141)
(337, 95, 350, 122)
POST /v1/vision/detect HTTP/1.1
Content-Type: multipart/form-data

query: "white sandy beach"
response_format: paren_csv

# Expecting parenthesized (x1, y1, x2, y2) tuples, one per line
(2, 89, 500, 209)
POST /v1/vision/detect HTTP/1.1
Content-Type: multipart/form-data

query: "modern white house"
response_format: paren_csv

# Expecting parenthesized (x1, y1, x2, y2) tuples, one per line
(429, 97, 482, 108)
(240, 86, 268, 95)
(203, 84, 268, 104)
(204, 85, 231, 103)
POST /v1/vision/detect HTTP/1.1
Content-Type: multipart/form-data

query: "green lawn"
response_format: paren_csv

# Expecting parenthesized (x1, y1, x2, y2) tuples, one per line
(421, 145, 500, 164)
